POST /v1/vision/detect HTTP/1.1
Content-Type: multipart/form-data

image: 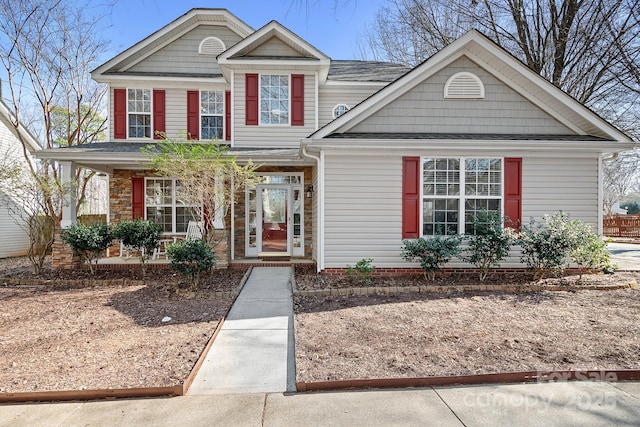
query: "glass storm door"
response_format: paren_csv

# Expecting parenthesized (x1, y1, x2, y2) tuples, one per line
(260, 187, 288, 253)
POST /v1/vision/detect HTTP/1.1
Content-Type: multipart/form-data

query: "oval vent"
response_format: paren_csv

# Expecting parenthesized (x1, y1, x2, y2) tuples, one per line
(444, 72, 485, 99)
(199, 37, 226, 56)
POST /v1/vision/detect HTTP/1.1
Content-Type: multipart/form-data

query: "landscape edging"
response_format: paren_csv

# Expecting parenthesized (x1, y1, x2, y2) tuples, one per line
(293, 281, 637, 297)
(296, 370, 640, 392)
(0, 267, 253, 403)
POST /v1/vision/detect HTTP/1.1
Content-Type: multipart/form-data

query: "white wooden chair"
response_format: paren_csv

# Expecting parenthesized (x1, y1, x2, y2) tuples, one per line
(153, 221, 204, 260)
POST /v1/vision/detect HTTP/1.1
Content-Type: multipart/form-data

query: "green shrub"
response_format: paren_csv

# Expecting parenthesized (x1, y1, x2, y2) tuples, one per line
(519, 212, 584, 279)
(462, 211, 515, 281)
(60, 223, 113, 275)
(569, 225, 617, 280)
(167, 239, 215, 288)
(112, 220, 163, 278)
(401, 236, 461, 280)
(346, 258, 375, 286)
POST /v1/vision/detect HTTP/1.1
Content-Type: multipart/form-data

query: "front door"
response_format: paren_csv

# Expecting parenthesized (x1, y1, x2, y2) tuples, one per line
(260, 186, 288, 253)
(246, 175, 304, 258)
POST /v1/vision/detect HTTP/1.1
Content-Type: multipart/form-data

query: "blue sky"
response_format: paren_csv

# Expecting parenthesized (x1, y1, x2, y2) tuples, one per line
(97, 0, 385, 62)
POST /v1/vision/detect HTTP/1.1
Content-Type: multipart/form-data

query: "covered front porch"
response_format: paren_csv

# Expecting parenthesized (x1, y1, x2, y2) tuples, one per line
(35, 143, 317, 269)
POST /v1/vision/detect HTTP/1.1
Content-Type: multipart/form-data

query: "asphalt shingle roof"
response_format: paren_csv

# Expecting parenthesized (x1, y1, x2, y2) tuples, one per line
(328, 60, 410, 82)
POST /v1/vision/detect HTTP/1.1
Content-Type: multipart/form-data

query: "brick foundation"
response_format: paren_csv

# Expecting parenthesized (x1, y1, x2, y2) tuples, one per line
(320, 267, 586, 277)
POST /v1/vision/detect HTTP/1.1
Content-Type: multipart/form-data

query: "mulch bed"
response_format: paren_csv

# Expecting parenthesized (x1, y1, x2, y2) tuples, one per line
(294, 269, 640, 383)
(0, 256, 247, 394)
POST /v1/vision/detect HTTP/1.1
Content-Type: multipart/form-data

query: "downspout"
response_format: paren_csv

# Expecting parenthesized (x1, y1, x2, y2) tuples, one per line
(302, 143, 324, 272)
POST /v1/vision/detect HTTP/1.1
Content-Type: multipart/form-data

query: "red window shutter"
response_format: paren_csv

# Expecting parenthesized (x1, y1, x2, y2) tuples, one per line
(225, 90, 231, 141)
(153, 90, 165, 139)
(504, 157, 522, 229)
(291, 74, 304, 126)
(113, 88, 126, 139)
(402, 157, 420, 238)
(132, 177, 144, 220)
(187, 90, 199, 140)
(245, 74, 258, 125)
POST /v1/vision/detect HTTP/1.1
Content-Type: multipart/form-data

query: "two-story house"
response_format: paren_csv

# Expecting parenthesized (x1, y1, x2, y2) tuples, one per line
(37, 8, 634, 272)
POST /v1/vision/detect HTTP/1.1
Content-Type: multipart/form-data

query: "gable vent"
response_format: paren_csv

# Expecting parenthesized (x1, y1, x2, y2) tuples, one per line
(444, 72, 485, 99)
(199, 37, 226, 56)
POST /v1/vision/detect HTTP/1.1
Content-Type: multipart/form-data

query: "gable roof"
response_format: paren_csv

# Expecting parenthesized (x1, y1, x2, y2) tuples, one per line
(0, 100, 40, 153)
(308, 30, 632, 143)
(217, 20, 331, 82)
(92, 8, 254, 79)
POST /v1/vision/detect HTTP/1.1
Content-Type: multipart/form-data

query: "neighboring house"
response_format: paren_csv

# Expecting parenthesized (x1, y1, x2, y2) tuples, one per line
(0, 100, 41, 258)
(35, 8, 635, 271)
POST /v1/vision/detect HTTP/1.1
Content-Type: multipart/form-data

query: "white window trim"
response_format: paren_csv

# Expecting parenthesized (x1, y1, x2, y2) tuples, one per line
(258, 74, 291, 126)
(144, 178, 199, 235)
(332, 103, 350, 119)
(198, 36, 226, 55)
(420, 157, 503, 236)
(444, 72, 485, 99)
(200, 90, 225, 141)
(126, 88, 152, 140)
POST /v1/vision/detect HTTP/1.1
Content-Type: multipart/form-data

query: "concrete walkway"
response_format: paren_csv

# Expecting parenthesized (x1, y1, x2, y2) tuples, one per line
(187, 267, 295, 394)
(3, 381, 640, 426)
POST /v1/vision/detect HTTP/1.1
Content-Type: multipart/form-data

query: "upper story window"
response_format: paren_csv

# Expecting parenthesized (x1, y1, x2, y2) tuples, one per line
(444, 72, 485, 99)
(128, 89, 151, 138)
(199, 37, 226, 55)
(260, 75, 289, 125)
(422, 157, 502, 236)
(333, 104, 350, 119)
(201, 90, 224, 140)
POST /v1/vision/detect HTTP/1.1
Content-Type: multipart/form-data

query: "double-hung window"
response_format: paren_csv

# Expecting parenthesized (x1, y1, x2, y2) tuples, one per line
(201, 90, 224, 140)
(128, 89, 151, 138)
(260, 75, 289, 125)
(145, 178, 199, 234)
(422, 157, 502, 236)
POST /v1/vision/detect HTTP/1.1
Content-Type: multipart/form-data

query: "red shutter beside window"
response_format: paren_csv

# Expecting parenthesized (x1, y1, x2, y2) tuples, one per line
(187, 90, 199, 140)
(504, 157, 522, 229)
(153, 89, 165, 139)
(113, 88, 126, 139)
(402, 157, 420, 238)
(132, 177, 144, 220)
(225, 90, 231, 141)
(291, 74, 304, 126)
(245, 74, 258, 125)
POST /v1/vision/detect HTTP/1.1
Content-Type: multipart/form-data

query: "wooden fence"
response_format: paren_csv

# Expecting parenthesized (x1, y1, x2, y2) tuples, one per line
(603, 215, 640, 238)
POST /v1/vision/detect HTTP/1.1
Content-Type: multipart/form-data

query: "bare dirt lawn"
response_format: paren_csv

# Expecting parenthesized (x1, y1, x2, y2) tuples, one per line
(294, 271, 640, 383)
(0, 257, 247, 393)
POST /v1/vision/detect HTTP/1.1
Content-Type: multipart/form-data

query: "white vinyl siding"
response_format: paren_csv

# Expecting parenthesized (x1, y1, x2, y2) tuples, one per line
(347, 56, 574, 135)
(322, 152, 600, 269)
(0, 113, 32, 258)
(233, 72, 315, 148)
(127, 25, 243, 75)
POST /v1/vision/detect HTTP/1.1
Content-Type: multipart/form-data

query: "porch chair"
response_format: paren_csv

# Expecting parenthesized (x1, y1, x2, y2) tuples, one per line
(152, 221, 204, 260)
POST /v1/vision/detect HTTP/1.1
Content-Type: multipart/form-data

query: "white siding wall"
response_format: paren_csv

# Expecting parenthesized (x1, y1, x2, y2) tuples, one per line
(318, 84, 385, 128)
(129, 26, 243, 75)
(348, 57, 573, 135)
(233, 72, 316, 147)
(322, 151, 600, 269)
(0, 115, 31, 258)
